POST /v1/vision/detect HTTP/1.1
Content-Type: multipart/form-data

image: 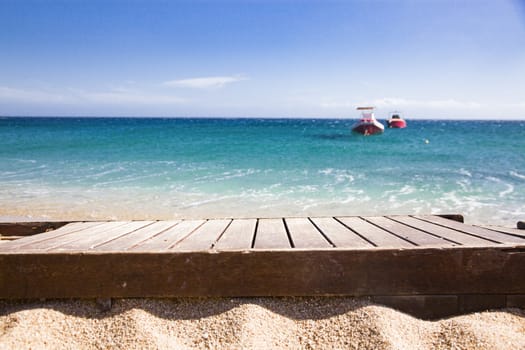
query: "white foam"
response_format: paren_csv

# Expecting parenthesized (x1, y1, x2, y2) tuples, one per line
(499, 183, 514, 198)
(486, 176, 501, 183)
(510, 171, 525, 180)
(456, 179, 471, 192)
(18, 158, 37, 163)
(318, 168, 334, 175)
(458, 168, 472, 177)
(318, 168, 355, 184)
(398, 185, 415, 195)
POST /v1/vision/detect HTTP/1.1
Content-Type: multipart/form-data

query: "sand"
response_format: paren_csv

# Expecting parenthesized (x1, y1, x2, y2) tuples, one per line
(1, 298, 524, 349)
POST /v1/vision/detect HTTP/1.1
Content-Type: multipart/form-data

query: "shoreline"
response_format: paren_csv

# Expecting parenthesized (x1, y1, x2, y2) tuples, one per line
(0, 211, 521, 229)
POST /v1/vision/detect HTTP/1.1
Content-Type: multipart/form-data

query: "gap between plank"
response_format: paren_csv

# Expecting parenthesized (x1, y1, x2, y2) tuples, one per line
(282, 218, 295, 248)
(250, 218, 259, 249)
(413, 216, 500, 244)
(333, 217, 378, 247)
(168, 220, 208, 249)
(360, 217, 419, 247)
(210, 219, 234, 249)
(388, 216, 462, 245)
(307, 217, 336, 248)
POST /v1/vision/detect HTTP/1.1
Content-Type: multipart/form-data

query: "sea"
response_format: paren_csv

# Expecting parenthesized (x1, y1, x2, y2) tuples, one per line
(1, 117, 524, 226)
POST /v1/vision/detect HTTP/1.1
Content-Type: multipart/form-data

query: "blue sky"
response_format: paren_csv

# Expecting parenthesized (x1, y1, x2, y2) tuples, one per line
(1, 0, 524, 119)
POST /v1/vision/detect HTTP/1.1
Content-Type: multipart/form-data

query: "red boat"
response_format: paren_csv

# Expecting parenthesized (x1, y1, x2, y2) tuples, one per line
(386, 112, 407, 128)
(351, 107, 384, 135)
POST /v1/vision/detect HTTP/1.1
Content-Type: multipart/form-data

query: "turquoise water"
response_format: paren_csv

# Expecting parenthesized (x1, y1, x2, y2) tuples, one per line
(1, 117, 524, 226)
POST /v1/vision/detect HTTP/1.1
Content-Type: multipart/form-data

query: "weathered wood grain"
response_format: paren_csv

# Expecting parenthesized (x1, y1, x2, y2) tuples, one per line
(51, 221, 154, 251)
(130, 220, 206, 251)
(95, 221, 181, 251)
(4, 222, 131, 251)
(310, 217, 372, 248)
(214, 219, 256, 250)
(285, 218, 332, 248)
(337, 217, 413, 248)
(480, 225, 525, 238)
(254, 219, 290, 249)
(0, 221, 104, 251)
(2, 246, 525, 298)
(369, 216, 455, 246)
(174, 219, 232, 250)
(416, 215, 525, 244)
(391, 216, 491, 246)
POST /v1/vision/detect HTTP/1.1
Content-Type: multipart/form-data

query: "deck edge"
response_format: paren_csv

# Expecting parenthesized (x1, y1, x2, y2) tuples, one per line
(2, 245, 525, 299)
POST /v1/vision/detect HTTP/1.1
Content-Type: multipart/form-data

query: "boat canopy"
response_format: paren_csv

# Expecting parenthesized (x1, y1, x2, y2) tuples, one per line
(357, 106, 375, 119)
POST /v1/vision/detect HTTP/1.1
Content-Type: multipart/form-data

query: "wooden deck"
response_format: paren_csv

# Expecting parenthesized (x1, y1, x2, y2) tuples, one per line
(1, 215, 525, 303)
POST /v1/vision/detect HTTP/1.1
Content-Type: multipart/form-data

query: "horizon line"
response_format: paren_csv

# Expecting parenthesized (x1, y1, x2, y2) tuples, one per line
(2, 115, 525, 122)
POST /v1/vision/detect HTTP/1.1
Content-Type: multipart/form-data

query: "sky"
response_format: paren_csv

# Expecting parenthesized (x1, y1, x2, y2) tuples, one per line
(1, 0, 524, 119)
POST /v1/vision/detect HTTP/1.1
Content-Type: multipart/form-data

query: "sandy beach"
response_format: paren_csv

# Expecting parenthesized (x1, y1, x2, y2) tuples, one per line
(1, 297, 525, 349)
(3, 0, 525, 347)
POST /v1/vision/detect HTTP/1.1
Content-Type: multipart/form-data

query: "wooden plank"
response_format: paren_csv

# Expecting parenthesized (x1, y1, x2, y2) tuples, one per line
(50, 221, 155, 251)
(368, 216, 455, 247)
(416, 215, 525, 244)
(254, 218, 290, 249)
(309, 217, 372, 248)
(17, 222, 131, 251)
(480, 225, 525, 239)
(214, 218, 256, 250)
(130, 220, 206, 251)
(0, 221, 71, 236)
(285, 218, 332, 248)
(174, 219, 232, 250)
(337, 217, 414, 248)
(2, 245, 525, 298)
(95, 221, 181, 251)
(390, 216, 493, 246)
(0, 221, 108, 251)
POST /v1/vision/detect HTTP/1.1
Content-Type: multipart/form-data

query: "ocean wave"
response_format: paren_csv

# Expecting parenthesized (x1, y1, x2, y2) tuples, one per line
(486, 176, 501, 183)
(180, 195, 238, 209)
(318, 168, 356, 184)
(193, 168, 260, 182)
(499, 183, 514, 198)
(510, 171, 525, 180)
(456, 179, 471, 192)
(1, 158, 37, 164)
(483, 176, 516, 198)
(91, 172, 168, 187)
(296, 185, 319, 193)
(458, 168, 472, 177)
(84, 166, 127, 179)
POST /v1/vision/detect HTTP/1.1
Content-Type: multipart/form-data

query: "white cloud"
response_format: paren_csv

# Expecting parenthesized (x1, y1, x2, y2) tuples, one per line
(0, 86, 70, 104)
(0, 86, 186, 106)
(82, 91, 186, 105)
(372, 97, 482, 109)
(163, 75, 247, 89)
(319, 97, 483, 110)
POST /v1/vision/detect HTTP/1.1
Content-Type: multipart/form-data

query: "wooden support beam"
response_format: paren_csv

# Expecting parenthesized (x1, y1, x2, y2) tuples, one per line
(437, 214, 464, 223)
(0, 222, 71, 237)
(1, 246, 525, 299)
